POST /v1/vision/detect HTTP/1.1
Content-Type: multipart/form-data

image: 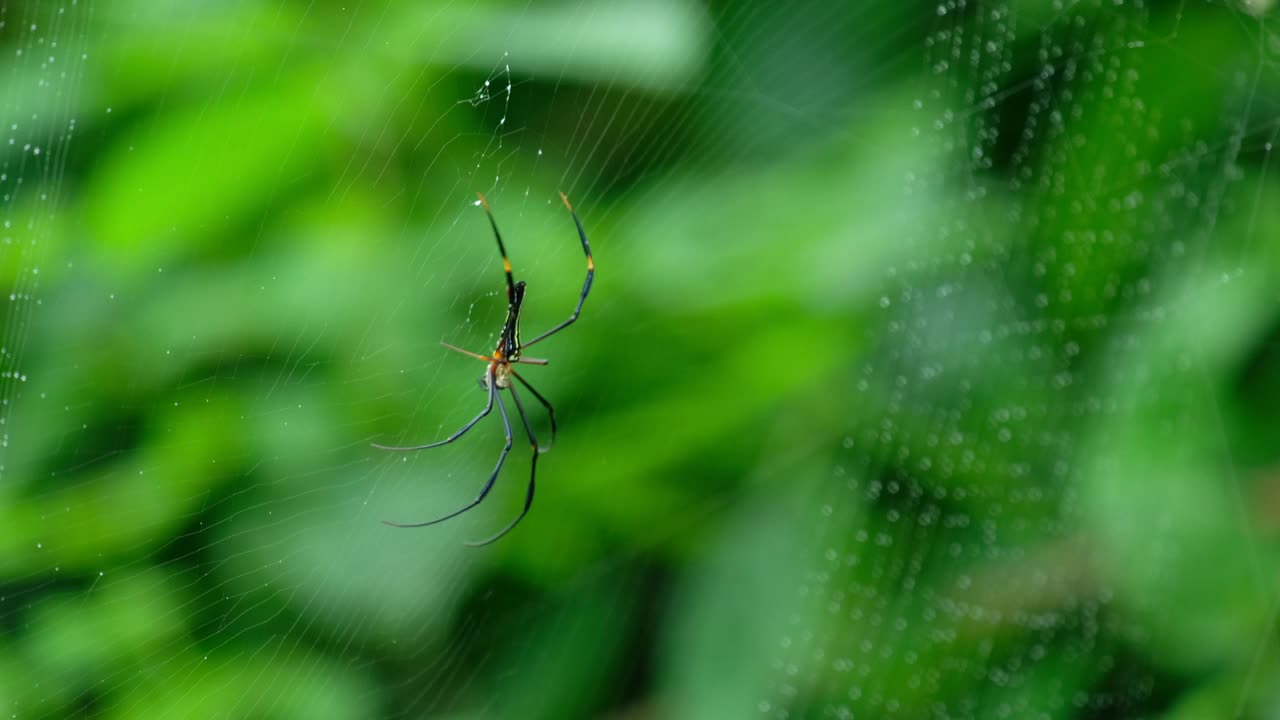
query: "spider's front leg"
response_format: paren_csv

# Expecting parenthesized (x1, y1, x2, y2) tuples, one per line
(372, 366, 496, 452)
(465, 383, 538, 546)
(382, 369, 515, 529)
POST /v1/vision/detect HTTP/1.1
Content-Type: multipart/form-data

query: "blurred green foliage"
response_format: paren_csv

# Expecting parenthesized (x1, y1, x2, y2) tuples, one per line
(1, 0, 1279, 718)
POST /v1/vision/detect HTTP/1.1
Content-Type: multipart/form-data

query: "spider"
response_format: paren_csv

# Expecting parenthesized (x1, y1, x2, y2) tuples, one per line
(374, 191, 594, 546)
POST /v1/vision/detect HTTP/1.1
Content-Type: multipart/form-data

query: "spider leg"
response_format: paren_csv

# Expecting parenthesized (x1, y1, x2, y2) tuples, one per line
(465, 384, 538, 546)
(476, 192, 517, 297)
(371, 367, 495, 451)
(520, 192, 594, 349)
(440, 342, 491, 361)
(383, 381, 513, 529)
(510, 369, 556, 452)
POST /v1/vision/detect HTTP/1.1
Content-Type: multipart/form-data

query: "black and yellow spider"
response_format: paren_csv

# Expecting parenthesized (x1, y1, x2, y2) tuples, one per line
(374, 192, 594, 546)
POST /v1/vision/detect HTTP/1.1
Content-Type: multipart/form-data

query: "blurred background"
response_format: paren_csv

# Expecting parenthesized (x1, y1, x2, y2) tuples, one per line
(1, 0, 1279, 717)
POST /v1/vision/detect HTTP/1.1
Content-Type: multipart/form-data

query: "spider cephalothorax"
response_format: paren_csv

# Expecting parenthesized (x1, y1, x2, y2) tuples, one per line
(487, 358, 514, 390)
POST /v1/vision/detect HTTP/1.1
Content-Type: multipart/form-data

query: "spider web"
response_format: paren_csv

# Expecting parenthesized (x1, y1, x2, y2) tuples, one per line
(4, 0, 1280, 718)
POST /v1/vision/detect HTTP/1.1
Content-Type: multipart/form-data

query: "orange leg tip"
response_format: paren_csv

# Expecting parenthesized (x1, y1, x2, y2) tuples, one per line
(559, 191, 573, 211)
(476, 192, 491, 210)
